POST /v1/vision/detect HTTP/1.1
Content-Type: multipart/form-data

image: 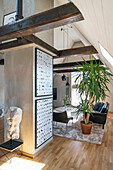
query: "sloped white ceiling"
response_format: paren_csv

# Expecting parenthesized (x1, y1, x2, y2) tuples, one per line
(57, 0, 113, 72)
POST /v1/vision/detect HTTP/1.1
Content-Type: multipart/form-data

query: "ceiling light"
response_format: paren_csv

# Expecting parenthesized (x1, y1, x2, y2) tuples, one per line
(62, 74, 66, 81)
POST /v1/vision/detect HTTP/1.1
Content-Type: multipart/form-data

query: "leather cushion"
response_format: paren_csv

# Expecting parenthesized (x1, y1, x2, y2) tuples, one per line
(101, 102, 109, 113)
(93, 102, 104, 111)
(98, 102, 104, 112)
(93, 102, 100, 111)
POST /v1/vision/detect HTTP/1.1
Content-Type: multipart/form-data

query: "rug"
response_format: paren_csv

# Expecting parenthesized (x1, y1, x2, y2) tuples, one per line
(53, 115, 105, 144)
(0, 157, 45, 170)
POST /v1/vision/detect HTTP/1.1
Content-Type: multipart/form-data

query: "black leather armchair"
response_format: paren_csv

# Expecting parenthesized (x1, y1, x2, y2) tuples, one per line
(53, 111, 73, 125)
(89, 102, 109, 129)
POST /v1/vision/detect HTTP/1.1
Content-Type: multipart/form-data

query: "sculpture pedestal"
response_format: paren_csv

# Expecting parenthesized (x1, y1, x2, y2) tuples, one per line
(0, 139, 23, 152)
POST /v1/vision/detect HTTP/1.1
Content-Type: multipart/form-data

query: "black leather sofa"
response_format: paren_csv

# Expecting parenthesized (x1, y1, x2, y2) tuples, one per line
(89, 102, 109, 129)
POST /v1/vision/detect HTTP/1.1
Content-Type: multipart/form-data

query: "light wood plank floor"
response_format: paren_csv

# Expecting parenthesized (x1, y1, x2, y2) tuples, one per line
(0, 112, 113, 170)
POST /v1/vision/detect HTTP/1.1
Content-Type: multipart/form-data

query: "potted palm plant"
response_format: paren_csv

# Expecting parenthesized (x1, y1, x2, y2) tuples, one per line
(74, 56, 113, 135)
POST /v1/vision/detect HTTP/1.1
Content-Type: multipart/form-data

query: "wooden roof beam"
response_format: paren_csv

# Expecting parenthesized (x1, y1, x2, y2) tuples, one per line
(54, 46, 98, 58)
(53, 69, 81, 73)
(0, 38, 32, 51)
(0, 2, 84, 42)
(53, 60, 103, 69)
(0, 35, 59, 55)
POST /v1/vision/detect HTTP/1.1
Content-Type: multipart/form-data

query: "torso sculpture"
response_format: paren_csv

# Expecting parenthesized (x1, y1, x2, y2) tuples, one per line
(0, 106, 22, 140)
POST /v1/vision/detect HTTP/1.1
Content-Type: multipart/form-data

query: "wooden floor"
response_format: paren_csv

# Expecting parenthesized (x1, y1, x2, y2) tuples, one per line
(0, 112, 113, 170)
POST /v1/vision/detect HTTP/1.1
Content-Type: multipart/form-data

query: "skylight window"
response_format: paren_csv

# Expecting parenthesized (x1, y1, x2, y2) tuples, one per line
(99, 43, 113, 66)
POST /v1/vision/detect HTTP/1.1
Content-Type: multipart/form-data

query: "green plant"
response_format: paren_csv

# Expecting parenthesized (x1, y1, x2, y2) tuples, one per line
(63, 95, 68, 107)
(74, 56, 113, 124)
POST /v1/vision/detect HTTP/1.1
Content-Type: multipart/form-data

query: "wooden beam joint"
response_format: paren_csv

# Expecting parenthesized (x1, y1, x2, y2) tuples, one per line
(24, 35, 59, 55)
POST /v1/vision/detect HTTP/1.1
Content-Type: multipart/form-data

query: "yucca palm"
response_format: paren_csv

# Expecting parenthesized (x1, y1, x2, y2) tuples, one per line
(74, 56, 113, 124)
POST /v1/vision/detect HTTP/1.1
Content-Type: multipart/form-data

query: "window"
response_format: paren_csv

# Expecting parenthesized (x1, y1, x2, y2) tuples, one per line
(71, 72, 85, 106)
(99, 43, 113, 66)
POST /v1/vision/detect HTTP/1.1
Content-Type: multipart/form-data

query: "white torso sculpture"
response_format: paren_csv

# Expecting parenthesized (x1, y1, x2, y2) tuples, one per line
(0, 106, 22, 140)
(6, 107, 22, 140)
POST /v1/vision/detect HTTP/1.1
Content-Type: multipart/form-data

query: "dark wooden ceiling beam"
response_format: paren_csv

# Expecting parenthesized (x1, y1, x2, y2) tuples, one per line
(24, 35, 59, 55)
(54, 46, 98, 58)
(53, 69, 81, 73)
(0, 2, 84, 42)
(0, 35, 59, 55)
(53, 60, 103, 69)
(0, 38, 32, 51)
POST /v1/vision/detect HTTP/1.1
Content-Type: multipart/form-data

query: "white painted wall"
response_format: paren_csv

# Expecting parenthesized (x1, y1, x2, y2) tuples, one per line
(2, 0, 16, 16)
(35, 0, 54, 46)
(2, 0, 35, 19)
(0, 66, 4, 107)
(0, 0, 3, 25)
(54, 26, 74, 50)
(53, 74, 66, 107)
(53, 74, 71, 107)
(4, 47, 34, 154)
(54, 0, 80, 50)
